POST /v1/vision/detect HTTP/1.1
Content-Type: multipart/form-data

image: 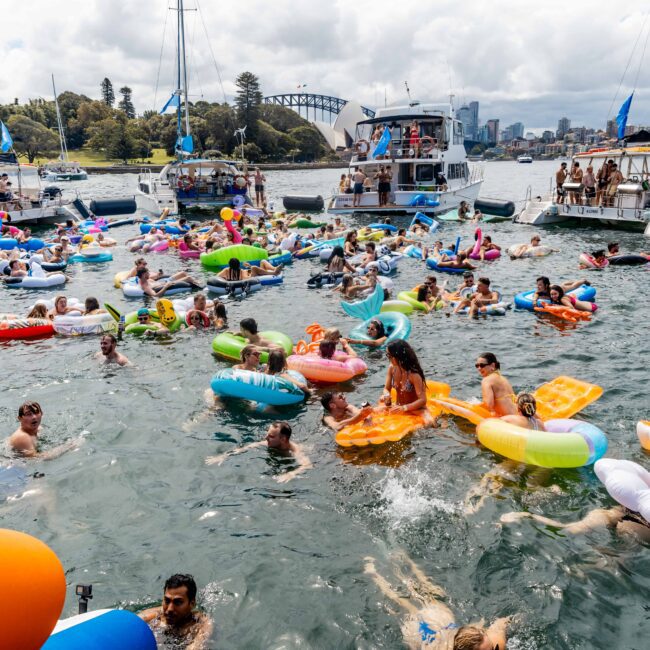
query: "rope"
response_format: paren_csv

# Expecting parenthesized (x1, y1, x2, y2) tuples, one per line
(196, 0, 228, 104)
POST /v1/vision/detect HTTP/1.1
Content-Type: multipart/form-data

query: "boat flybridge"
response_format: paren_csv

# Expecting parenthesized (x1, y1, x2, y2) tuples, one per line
(516, 144, 650, 233)
(327, 102, 483, 215)
(136, 158, 250, 217)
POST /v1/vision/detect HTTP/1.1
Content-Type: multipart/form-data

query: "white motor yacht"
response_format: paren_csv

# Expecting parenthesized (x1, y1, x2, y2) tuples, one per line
(516, 144, 650, 233)
(517, 154, 533, 163)
(327, 102, 483, 215)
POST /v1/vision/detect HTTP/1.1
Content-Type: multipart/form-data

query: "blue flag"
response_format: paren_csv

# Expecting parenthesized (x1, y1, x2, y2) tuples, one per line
(159, 93, 181, 114)
(372, 126, 391, 158)
(0, 121, 13, 153)
(181, 135, 193, 153)
(616, 93, 634, 140)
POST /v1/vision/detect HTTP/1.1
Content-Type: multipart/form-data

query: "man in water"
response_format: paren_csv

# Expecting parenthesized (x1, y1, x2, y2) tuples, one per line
(7, 401, 82, 459)
(453, 276, 500, 317)
(139, 574, 213, 649)
(235, 318, 281, 352)
(321, 392, 373, 432)
(205, 421, 312, 483)
(135, 308, 170, 337)
(96, 334, 130, 366)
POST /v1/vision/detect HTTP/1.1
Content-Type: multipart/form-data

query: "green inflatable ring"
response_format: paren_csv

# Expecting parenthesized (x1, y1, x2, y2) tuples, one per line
(123, 308, 184, 335)
(381, 300, 414, 315)
(288, 219, 326, 229)
(212, 330, 293, 362)
(396, 291, 443, 312)
(201, 244, 268, 270)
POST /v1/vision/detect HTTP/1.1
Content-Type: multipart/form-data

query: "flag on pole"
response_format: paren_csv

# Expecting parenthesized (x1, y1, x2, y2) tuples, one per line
(616, 93, 634, 140)
(176, 134, 194, 154)
(0, 121, 13, 153)
(159, 92, 181, 114)
(372, 126, 391, 158)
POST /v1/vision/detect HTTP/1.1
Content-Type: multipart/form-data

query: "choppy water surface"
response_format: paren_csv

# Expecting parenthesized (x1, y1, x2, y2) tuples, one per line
(1, 161, 648, 649)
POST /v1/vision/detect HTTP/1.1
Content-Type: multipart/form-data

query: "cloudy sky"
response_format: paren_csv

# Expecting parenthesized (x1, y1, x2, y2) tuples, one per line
(2, 0, 649, 132)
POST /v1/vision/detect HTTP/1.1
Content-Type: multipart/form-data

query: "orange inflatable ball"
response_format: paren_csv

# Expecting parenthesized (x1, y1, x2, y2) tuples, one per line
(220, 207, 234, 221)
(232, 209, 242, 222)
(0, 529, 66, 649)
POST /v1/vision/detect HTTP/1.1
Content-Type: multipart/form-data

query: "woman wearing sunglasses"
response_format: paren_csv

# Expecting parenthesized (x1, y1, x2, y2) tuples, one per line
(475, 352, 517, 417)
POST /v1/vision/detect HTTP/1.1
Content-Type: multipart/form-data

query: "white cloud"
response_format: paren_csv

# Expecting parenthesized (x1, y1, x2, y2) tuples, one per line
(1, 0, 649, 130)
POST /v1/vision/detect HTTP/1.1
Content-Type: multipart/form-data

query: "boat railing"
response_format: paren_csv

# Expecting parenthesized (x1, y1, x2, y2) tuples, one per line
(351, 138, 444, 163)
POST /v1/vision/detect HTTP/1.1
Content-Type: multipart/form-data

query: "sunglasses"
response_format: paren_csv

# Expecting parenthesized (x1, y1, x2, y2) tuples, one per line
(138, 316, 149, 322)
(475, 362, 489, 369)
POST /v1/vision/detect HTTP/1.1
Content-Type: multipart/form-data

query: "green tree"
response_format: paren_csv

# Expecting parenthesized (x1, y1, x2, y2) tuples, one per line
(234, 71, 262, 142)
(242, 142, 262, 162)
(259, 104, 306, 132)
(289, 125, 324, 161)
(101, 78, 115, 107)
(470, 144, 485, 156)
(6, 114, 58, 163)
(204, 104, 237, 153)
(118, 86, 135, 119)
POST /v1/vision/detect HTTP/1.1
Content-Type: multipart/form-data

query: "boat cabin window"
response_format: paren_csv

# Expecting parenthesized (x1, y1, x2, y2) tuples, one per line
(447, 162, 468, 181)
(415, 164, 434, 182)
(453, 121, 464, 145)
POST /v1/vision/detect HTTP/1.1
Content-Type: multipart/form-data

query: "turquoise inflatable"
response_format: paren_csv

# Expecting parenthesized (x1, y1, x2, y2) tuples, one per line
(211, 368, 306, 405)
(349, 311, 411, 347)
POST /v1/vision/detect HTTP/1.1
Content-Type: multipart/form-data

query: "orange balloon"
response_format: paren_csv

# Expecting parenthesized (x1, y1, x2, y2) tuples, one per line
(0, 529, 66, 649)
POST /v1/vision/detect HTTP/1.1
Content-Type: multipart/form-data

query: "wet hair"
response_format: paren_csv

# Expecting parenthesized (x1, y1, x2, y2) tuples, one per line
(386, 340, 425, 381)
(214, 302, 227, 320)
(477, 277, 490, 287)
(240, 318, 258, 334)
(319, 340, 336, 359)
(164, 574, 197, 602)
(452, 625, 487, 650)
(320, 391, 336, 411)
(516, 392, 538, 417)
(102, 333, 117, 345)
(327, 246, 345, 266)
(398, 228, 406, 236)
(478, 352, 500, 369)
(417, 285, 430, 302)
(228, 257, 241, 280)
(607, 242, 619, 252)
(549, 284, 565, 303)
(276, 421, 292, 438)
(18, 401, 42, 417)
(205, 240, 215, 251)
(536, 276, 550, 291)
(341, 274, 354, 289)
(591, 249, 606, 259)
(135, 257, 146, 265)
(345, 231, 356, 243)
(324, 327, 342, 341)
(365, 241, 376, 251)
(484, 235, 492, 243)
(136, 267, 148, 279)
(267, 349, 288, 374)
(368, 318, 386, 338)
(240, 344, 258, 361)
(85, 297, 100, 312)
(27, 304, 48, 318)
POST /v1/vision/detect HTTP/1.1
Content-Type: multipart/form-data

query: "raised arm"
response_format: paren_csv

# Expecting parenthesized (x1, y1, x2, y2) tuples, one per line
(205, 440, 266, 466)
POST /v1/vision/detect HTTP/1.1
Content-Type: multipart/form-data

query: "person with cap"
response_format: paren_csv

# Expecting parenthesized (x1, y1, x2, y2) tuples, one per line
(135, 308, 170, 336)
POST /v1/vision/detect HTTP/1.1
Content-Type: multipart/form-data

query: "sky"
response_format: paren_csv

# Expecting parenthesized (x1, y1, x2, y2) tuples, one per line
(2, 0, 649, 133)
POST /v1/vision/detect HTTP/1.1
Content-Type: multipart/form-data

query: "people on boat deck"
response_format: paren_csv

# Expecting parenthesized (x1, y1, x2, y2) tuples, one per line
(205, 421, 312, 483)
(374, 165, 393, 206)
(583, 164, 597, 205)
(138, 574, 213, 649)
(436, 171, 448, 191)
(321, 391, 373, 432)
(569, 161, 583, 205)
(501, 393, 545, 430)
(596, 159, 612, 206)
(352, 167, 366, 207)
(475, 352, 517, 416)
(605, 163, 624, 207)
(555, 162, 568, 203)
(364, 554, 510, 650)
(97, 334, 130, 366)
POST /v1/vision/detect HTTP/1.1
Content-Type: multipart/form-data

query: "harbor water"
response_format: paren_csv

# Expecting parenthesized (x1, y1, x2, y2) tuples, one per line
(1, 161, 648, 649)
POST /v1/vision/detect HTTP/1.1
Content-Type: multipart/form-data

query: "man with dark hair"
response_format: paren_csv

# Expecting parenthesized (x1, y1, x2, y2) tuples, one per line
(321, 392, 372, 432)
(96, 334, 131, 366)
(453, 276, 500, 318)
(206, 421, 311, 483)
(236, 318, 281, 352)
(139, 573, 212, 648)
(8, 401, 82, 459)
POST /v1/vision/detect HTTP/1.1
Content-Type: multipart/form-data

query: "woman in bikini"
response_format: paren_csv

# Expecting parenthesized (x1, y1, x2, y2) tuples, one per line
(476, 352, 517, 416)
(381, 340, 436, 425)
(500, 393, 545, 431)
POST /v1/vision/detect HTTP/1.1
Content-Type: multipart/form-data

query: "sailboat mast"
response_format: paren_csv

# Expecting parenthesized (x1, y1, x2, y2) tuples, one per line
(52, 74, 68, 162)
(175, 0, 182, 160)
(179, 0, 191, 139)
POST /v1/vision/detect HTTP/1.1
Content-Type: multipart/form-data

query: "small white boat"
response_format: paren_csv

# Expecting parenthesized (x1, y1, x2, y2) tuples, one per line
(517, 154, 533, 163)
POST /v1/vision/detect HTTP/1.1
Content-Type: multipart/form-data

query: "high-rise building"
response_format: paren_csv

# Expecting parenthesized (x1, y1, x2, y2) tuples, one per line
(486, 119, 500, 144)
(557, 117, 571, 138)
(542, 130, 554, 143)
(468, 101, 479, 140)
(457, 101, 479, 140)
(606, 120, 617, 138)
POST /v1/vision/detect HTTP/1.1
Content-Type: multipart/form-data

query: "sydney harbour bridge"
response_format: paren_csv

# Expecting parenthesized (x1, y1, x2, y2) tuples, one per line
(263, 93, 375, 123)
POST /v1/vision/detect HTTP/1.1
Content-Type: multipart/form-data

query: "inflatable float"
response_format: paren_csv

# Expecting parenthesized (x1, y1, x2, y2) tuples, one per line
(607, 254, 649, 265)
(287, 350, 367, 383)
(348, 311, 411, 347)
(476, 417, 608, 467)
(206, 274, 282, 296)
(211, 368, 307, 406)
(514, 284, 595, 311)
(469, 228, 501, 260)
(594, 458, 650, 523)
(0, 317, 54, 340)
(212, 331, 293, 362)
(637, 420, 650, 451)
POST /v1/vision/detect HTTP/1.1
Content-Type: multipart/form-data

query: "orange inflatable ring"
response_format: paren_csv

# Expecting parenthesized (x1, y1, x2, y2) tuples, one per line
(177, 175, 194, 191)
(0, 528, 66, 649)
(420, 135, 436, 154)
(354, 139, 370, 155)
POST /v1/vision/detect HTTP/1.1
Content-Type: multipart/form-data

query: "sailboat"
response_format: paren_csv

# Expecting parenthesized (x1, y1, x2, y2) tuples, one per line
(41, 75, 88, 182)
(136, 0, 249, 217)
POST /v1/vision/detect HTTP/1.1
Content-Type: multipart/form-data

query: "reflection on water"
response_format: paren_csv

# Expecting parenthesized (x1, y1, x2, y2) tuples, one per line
(1, 161, 648, 648)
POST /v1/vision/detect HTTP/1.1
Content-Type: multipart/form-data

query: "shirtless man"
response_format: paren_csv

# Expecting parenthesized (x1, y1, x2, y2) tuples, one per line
(7, 402, 82, 459)
(136, 268, 202, 298)
(138, 574, 213, 649)
(235, 318, 281, 352)
(453, 277, 499, 318)
(205, 421, 312, 483)
(444, 271, 475, 301)
(352, 167, 366, 208)
(96, 334, 131, 366)
(475, 353, 517, 416)
(364, 552, 511, 649)
(321, 392, 373, 432)
(555, 162, 568, 203)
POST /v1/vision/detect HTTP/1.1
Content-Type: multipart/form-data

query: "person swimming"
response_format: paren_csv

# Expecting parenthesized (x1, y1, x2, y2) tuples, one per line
(347, 318, 388, 348)
(475, 352, 517, 416)
(500, 392, 545, 430)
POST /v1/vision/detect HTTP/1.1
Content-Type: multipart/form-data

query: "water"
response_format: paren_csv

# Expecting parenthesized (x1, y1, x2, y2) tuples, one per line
(2, 161, 649, 649)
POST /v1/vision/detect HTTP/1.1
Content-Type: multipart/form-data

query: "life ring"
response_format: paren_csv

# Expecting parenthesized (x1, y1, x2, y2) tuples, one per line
(420, 136, 436, 154)
(234, 175, 247, 189)
(185, 310, 211, 328)
(177, 175, 194, 191)
(354, 140, 370, 155)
